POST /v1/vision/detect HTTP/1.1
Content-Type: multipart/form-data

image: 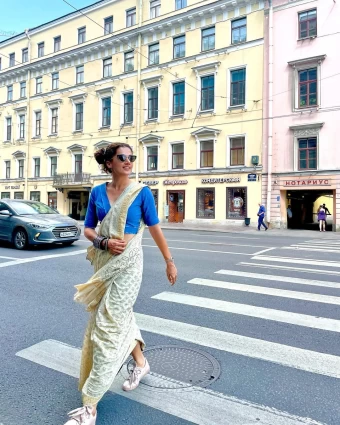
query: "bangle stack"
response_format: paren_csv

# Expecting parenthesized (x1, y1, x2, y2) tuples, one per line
(93, 236, 109, 251)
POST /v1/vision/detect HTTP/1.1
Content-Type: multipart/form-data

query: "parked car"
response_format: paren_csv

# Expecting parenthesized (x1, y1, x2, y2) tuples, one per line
(0, 199, 81, 250)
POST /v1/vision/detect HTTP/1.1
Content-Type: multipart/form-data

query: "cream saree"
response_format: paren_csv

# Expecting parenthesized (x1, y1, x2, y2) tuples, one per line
(74, 182, 146, 406)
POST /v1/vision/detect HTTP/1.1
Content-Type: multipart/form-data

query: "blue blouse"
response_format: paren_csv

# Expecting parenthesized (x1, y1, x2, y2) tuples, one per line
(84, 183, 159, 234)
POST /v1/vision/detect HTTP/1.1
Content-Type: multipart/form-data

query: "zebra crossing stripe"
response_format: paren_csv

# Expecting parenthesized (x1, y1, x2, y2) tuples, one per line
(215, 269, 340, 289)
(16, 339, 324, 425)
(238, 262, 340, 277)
(188, 278, 340, 306)
(152, 291, 340, 333)
(283, 246, 340, 254)
(251, 255, 340, 268)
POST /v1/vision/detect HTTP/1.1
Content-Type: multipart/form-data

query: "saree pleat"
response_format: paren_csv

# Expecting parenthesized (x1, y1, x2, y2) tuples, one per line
(74, 183, 146, 406)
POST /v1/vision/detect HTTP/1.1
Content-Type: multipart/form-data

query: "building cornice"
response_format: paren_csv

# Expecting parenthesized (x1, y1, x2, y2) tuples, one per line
(288, 55, 326, 67)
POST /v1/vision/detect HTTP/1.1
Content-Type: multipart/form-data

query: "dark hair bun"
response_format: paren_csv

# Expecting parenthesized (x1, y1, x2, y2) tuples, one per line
(94, 149, 106, 165)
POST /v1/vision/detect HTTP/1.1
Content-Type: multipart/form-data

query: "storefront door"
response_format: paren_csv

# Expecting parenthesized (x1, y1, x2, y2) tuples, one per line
(167, 191, 185, 223)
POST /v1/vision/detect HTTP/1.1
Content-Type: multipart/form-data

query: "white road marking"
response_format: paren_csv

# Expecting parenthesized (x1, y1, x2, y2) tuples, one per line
(190, 233, 262, 240)
(251, 247, 276, 256)
(215, 269, 340, 289)
(135, 313, 340, 380)
(283, 246, 340, 254)
(0, 250, 87, 268)
(239, 262, 340, 277)
(188, 278, 340, 306)
(0, 255, 18, 260)
(143, 238, 270, 248)
(153, 292, 340, 333)
(142, 245, 254, 256)
(252, 255, 340, 268)
(16, 339, 323, 425)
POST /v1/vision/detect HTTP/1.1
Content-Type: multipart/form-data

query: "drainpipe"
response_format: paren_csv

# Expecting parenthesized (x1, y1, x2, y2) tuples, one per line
(24, 29, 31, 200)
(266, 0, 273, 225)
(135, 0, 143, 182)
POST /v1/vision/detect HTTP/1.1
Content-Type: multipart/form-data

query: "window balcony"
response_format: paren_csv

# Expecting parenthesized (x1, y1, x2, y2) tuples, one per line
(52, 172, 91, 187)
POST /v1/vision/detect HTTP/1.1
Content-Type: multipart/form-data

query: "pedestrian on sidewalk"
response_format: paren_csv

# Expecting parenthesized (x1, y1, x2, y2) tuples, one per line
(64, 142, 177, 425)
(257, 203, 268, 231)
(317, 205, 326, 232)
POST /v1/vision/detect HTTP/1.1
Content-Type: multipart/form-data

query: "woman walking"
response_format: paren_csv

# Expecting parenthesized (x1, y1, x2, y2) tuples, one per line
(317, 205, 326, 232)
(64, 142, 177, 425)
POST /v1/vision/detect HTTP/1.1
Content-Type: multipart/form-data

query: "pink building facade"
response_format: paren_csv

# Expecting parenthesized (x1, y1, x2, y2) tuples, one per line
(262, 0, 340, 231)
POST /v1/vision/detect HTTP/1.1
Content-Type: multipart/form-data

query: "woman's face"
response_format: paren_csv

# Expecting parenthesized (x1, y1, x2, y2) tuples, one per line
(106, 146, 134, 176)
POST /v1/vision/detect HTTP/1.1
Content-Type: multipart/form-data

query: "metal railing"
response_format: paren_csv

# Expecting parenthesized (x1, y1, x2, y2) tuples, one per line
(52, 172, 91, 186)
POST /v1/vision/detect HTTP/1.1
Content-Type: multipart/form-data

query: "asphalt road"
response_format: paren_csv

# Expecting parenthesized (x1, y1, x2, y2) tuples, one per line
(0, 229, 340, 425)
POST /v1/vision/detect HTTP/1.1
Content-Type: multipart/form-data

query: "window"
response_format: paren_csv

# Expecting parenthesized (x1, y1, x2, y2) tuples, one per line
(102, 97, 111, 127)
(35, 111, 41, 137)
(126, 8, 136, 27)
(51, 108, 58, 134)
(173, 35, 185, 59)
(149, 43, 159, 65)
(1, 193, 10, 199)
(54, 36, 61, 52)
(230, 137, 245, 165)
(148, 87, 158, 120)
(9, 53, 15, 67)
(48, 192, 58, 209)
(298, 137, 317, 170)
(202, 27, 215, 51)
(104, 16, 113, 34)
(124, 51, 134, 72)
(175, 0, 187, 10)
(19, 115, 25, 139)
(20, 82, 26, 98)
(232, 18, 247, 44)
(52, 72, 59, 90)
(150, 0, 161, 18)
(36, 77, 42, 94)
(230, 68, 246, 106)
(299, 9, 317, 39)
(0, 58, 2, 70)
(7, 85, 13, 101)
(151, 189, 158, 213)
(197, 188, 215, 218)
(18, 159, 24, 178)
(172, 143, 184, 169)
(6, 118, 12, 141)
(298, 68, 317, 108)
(38, 42, 45, 57)
(76, 65, 84, 84)
(147, 146, 158, 170)
(74, 154, 83, 175)
(201, 75, 214, 111)
(78, 26, 86, 44)
(34, 158, 40, 178)
(200, 141, 213, 168)
(124, 92, 133, 124)
(227, 187, 247, 219)
(14, 192, 24, 200)
(30, 191, 41, 202)
(75, 103, 84, 131)
(103, 58, 112, 77)
(173, 81, 185, 115)
(50, 156, 57, 176)
(5, 161, 10, 179)
(22, 48, 28, 63)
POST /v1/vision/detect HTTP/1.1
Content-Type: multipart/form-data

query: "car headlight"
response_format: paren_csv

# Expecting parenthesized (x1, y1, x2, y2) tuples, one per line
(28, 223, 52, 230)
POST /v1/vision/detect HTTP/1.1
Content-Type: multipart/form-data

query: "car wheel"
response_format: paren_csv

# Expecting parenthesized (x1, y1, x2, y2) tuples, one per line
(62, 241, 75, 246)
(13, 228, 28, 250)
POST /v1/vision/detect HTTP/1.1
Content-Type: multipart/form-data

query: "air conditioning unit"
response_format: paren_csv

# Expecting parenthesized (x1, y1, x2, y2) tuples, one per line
(251, 155, 259, 166)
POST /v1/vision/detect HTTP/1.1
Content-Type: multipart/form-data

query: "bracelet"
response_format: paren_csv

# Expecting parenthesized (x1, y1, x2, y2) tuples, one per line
(165, 257, 175, 264)
(93, 236, 107, 250)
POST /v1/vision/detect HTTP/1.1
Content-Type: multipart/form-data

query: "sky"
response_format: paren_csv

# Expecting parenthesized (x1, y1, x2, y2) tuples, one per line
(0, 0, 96, 39)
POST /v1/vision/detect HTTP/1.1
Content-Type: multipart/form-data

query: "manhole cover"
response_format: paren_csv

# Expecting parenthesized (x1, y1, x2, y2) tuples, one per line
(125, 345, 221, 389)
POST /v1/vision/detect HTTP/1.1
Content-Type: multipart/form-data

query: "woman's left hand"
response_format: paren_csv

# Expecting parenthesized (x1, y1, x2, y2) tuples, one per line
(166, 262, 177, 286)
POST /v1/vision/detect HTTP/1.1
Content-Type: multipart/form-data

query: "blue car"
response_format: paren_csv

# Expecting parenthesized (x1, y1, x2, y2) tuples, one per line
(0, 199, 81, 250)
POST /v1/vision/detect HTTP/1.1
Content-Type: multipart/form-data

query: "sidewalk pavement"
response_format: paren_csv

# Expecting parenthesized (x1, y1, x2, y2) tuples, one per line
(77, 221, 340, 239)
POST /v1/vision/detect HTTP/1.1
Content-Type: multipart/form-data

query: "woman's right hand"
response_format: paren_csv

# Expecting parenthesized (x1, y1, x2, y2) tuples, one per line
(107, 238, 127, 255)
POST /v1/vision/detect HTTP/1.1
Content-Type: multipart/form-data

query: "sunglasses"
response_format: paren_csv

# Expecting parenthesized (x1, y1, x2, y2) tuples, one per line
(115, 154, 137, 163)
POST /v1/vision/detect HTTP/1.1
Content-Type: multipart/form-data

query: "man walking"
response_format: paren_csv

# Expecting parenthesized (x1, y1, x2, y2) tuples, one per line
(258, 203, 268, 231)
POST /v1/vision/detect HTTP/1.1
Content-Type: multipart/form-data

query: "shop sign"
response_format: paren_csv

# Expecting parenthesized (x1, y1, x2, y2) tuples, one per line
(4, 185, 20, 190)
(163, 179, 188, 185)
(201, 177, 241, 184)
(284, 179, 330, 186)
(247, 174, 257, 182)
(143, 180, 159, 186)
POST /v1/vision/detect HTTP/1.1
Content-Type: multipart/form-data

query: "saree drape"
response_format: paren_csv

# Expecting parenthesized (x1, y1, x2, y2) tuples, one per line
(74, 183, 146, 406)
